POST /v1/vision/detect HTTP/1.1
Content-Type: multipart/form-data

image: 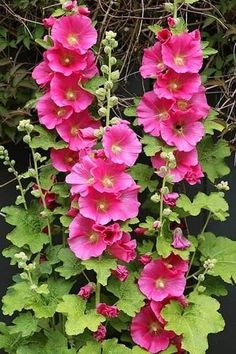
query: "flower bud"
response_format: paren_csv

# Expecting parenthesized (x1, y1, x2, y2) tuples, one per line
(15, 252, 28, 261)
(153, 220, 161, 229)
(78, 283, 95, 299)
(110, 70, 120, 81)
(198, 274, 205, 282)
(109, 96, 118, 107)
(160, 186, 169, 195)
(104, 81, 113, 90)
(20, 272, 29, 280)
(104, 46, 111, 55)
(151, 193, 161, 203)
(164, 2, 174, 12)
(163, 208, 172, 217)
(110, 57, 117, 66)
(23, 135, 31, 144)
(30, 284, 38, 291)
(197, 285, 206, 293)
(98, 107, 107, 117)
(138, 254, 152, 265)
(101, 65, 109, 74)
(93, 324, 106, 342)
(112, 265, 129, 282)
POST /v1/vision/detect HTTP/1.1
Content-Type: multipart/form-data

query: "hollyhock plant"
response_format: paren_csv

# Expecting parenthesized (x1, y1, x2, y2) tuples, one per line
(185, 163, 204, 185)
(37, 93, 73, 130)
(50, 148, 79, 172)
(157, 28, 172, 43)
(161, 31, 203, 73)
(51, 15, 97, 53)
(172, 228, 191, 250)
(112, 265, 129, 282)
(96, 303, 119, 318)
(163, 192, 179, 207)
(162, 254, 189, 274)
(78, 283, 95, 299)
(140, 42, 166, 78)
(43, 16, 57, 28)
(103, 123, 142, 166)
(50, 73, 94, 112)
(138, 258, 186, 301)
(32, 58, 53, 86)
(108, 232, 137, 262)
(93, 324, 106, 342)
(93, 223, 122, 245)
(56, 111, 100, 151)
(138, 254, 152, 265)
(137, 91, 174, 137)
(131, 304, 174, 353)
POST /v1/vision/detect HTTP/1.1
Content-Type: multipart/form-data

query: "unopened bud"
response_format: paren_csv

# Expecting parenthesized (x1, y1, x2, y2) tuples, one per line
(151, 193, 161, 203)
(98, 107, 107, 117)
(163, 208, 172, 217)
(110, 70, 120, 81)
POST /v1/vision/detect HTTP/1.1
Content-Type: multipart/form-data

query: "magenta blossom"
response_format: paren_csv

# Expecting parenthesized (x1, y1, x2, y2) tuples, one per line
(172, 228, 191, 250)
(78, 283, 95, 299)
(138, 254, 152, 265)
(93, 223, 122, 246)
(103, 123, 141, 166)
(96, 303, 119, 318)
(112, 265, 129, 282)
(51, 148, 79, 172)
(162, 254, 189, 274)
(140, 42, 166, 78)
(108, 232, 137, 263)
(93, 324, 106, 342)
(32, 58, 53, 87)
(157, 29, 172, 43)
(163, 192, 179, 207)
(62, 0, 77, 11)
(185, 163, 204, 184)
(43, 16, 56, 28)
(51, 15, 97, 53)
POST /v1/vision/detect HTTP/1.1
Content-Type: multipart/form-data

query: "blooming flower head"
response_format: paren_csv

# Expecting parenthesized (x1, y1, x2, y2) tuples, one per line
(131, 304, 174, 353)
(68, 214, 107, 260)
(163, 192, 179, 207)
(32, 58, 53, 87)
(93, 223, 122, 245)
(62, 0, 78, 11)
(162, 31, 203, 73)
(37, 93, 73, 130)
(154, 70, 201, 100)
(112, 265, 129, 282)
(96, 303, 119, 318)
(93, 324, 106, 342)
(157, 29, 171, 43)
(50, 73, 94, 112)
(138, 258, 186, 301)
(140, 42, 166, 79)
(160, 110, 205, 152)
(51, 15, 97, 53)
(51, 148, 80, 172)
(137, 91, 174, 137)
(78, 283, 95, 299)
(103, 123, 141, 166)
(56, 111, 100, 151)
(43, 16, 56, 28)
(162, 254, 189, 274)
(184, 163, 204, 185)
(172, 228, 191, 250)
(108, 232, 137, 263)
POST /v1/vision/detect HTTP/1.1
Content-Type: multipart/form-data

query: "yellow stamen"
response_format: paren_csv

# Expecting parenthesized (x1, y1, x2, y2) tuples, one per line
(111, 144, 122, 154)
(66, 89, 76, 101)
(67, 34, 78, 45)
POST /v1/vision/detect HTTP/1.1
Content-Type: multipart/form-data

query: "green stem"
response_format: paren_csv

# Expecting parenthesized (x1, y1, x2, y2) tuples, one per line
(201, 212, 212, 234)
(157, 176, 166, 249)
(173, 0, 178, 19)
(95, 282, 101, 306)
(105, 51, 112, 127)
(187, 267, 204, 280)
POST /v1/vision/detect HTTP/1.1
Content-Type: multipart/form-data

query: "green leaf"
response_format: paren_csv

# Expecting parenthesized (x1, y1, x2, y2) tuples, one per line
(120, 217, 139, 232)
(55, 248, 84, 279)
(51, 183, 70, 198)
(52, 8, 66, 17)
(39, 164, 58, 189)
(203, 109, 225, 135)
(198, 137, 231, 182)
(162, 293, 225, 354)
(35, 38, 51, 49)
(202, 47, 218, 58)
(10, 313, 38, 337)
(79, 341, 101, 354)
(141, 135, 163, 156)
(124, 106, 136, 117)
(202, 276, 228, 297)
(199, 233, 236, 283)
(45, 331, 77, 354)
(130, 163, 158, 192)
(148, 24, 162, 34)
(2, 204, 49, 253)
(2, 281, 34, 316)
(82, 255, 117, 286)
(132, 346, 149, 353)
(102, 339, 132, 353)
(158, 230, 196, 260)
(107, 275, 145, 317)
(83, 76, 106, 94)
(57, 295, 105, 336)
(140, 216, 156, 236)
(30, 126, 67, 151)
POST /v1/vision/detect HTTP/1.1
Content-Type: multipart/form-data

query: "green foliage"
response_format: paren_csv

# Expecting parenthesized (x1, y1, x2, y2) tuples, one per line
(162, 293, 225, 354)
(55, 248, 84, 279)
(30, 126, 67, 151)
(130, 163, 158, 192)
(82, 255, 117, 286)
(9, 313, 38, 338)
(203, 110, 225, 135)
(84, 76, 107, 94)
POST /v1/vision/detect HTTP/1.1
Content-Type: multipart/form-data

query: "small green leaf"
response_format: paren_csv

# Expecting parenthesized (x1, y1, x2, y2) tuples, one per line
(35, 38, 51, 49)
(130, 163, 158, 192)
(120, 217, 139, 232)
(141, 135, 163, 156)
(102, 339, 132, 353)
(55, 248, 84, 279)
(45, 331, 77, 354)
(30, 126, 67, 151)
(82, 255, 117, 286)
(148, 24, 162, 34)
(203, 109, 225, 135)
(83, 76, 106, 94)
(52, 8, 66, 17)
(79, 341, 101, 354)
(10, 313, 38, 337)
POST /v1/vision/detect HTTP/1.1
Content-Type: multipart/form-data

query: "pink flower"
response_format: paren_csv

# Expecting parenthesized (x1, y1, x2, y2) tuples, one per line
(51, 15, 97, 53)
(67, 194, 79, 217)
(96, 303, 119, 318)
(93, 223, 122, 245)
(162, 32, 203, 73)
(43, 16, 56, 28)
(56, 112, 100, 151)
(32, 59, 53, 87)
(184, 163, 204, 184)
(91, 158, 134, 193)
(78, 5, 90, 16)
(78, 283, 95, 299)
(79, 184, 140, 225)
(50, 73, 94, 112)
(137, 91, 174, 137)
(62, 0, 77, 11)
(173, 86, 210, 119)
(51, 148, 79, 172)
(108, 232, 137, 263)
(154, 70, 201, 100)
(112, 265, 129, 281)
(138, 259, 186, 301)
(190, 29, 201, 41)
(163, 192, 179, 207)
(151, 149, 199, 183)
(93, 324, 106, 342)
(45, 42, 88, 76)
(167, 17, 177, 27)
(68, 214, 107, 260)
(37, 93, 73, 130)
(140, 42, 166, 78)
(138, 254, 152, 265)
(81, 50, 98, 80)
(160, 110, 205, 152)
(103, 124, 141, 166)
(131, 304, 174, 353)
(134, 227, 148, 236)
(162, 254, 189, 274)
(66, 155, 97, 196)
(172, 228, 191, 250)
(157, 29, 172, 43)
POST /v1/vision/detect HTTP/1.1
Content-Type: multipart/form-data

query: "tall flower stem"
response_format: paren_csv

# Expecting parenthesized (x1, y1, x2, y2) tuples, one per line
(106, 50, 112, 127)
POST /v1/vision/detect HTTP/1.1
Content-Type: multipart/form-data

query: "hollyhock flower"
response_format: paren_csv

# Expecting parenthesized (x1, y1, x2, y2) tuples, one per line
(138, 254, 152, 265)
(45, 42, 87, 76)
(78, 283, 95, 299)
(50, 73, 94, 112)
(43, 16, 56, 28)
(93, 223, 122, 245)
(91, 158, 134, 193)
(157, 29, 171, 43)
(68, 214, 107, 260)
(173, 86, 210, 119)
(93, 324, 106, 342)
(66, 155, 97, 196)
(96, 303, 119, 318)
(167, 17, 177, 27)
(154, 70, 201, 100)
(56, 112, 100, 151)
(162, 254, 189, 274)
(51, 148, 79, 172)
(184, 163, 204, 185)
(153, 220, 161, 229)
(62, 0, 77, 11)
(112, 265, 129, 282)
(79, 184, 140, 225)
(33, 184, 57, 210)
(81, 50, 99, 79)
(140, 42, 166, 78)
(32, 59, 53, 86)
(131, 304, 174, 353)
(103, 123, 141, 166)
(151, 149, 199, 183)
(190, 29, 201, 41)
(51, 15, 97, 53)
(163, 192, 179, 207)
(67, 194, 79, 217)
(162, 32, 203, 73)
(172, 227, 191, 250)
(134, 227, 148, 236)
(137, 91, 174, 137)
(160, 110, 205, 152)
(138, 259, 186, 301)
(37, 93, 73, 130)
(108, 232, 137, 263)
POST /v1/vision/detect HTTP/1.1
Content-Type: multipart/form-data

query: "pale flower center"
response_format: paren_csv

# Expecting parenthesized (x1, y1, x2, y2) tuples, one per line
(62, 55, 73, 66)
(149, 322, 161, 334)
(169, 81, 179, 92)
(57, 108, 65, 117)
(102, 176, 114, 188)
(66, 89, 76, 101)
(70, 126, 79, 136)
(97, 200, 108, 212)
(158, 110, 169, 120)
(111, 144, 122, 154)
(67, 34, 78, 45)
(174, 55, 185, 66)
(177, 99, 188, 110)
(89, 232, 99, 243)
(157, 62, 165, 70)
(87, 177, 95, 184)
(155, 278, 165, 289)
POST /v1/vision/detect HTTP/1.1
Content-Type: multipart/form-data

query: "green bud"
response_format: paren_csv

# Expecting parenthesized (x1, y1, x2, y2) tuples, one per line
(30, 284, 38, 291)
(198, 274, 205, 282)
(110, 117, 121, 125)
(164, 2, 174, 12)
(18, 261, 26, 269)
(161, 186, 169, 195)
(151, 193, 161, 203)
(197, 285, 206, 293)
(101, 65, 109, 74)
(8, 167, 14, 173)
(160, 151, 168, 160)
(94, 127, 104, 138)
(110, 57, 117, 66)
(23, 135, 31, 144)
(20, 272, 29, 280)
(10, 160, 15, 166)
(109, 96, 119, 107)
(28, 168, 36, 177)
(163, 208, 172, 217)
(105, 31, 117, 40)
(15, 252, 28, 261)
(165, 174, 173, 183)
(104, 46, 111, 55)
(110, 70, 120, 81)
(159, 166, 168, 175)
(34, 152, 41, 161)
(27, 263, 36, 271)
(98, 107, 107, 117)
(168, 161, 177, 169)
(104, 81, 113, 90)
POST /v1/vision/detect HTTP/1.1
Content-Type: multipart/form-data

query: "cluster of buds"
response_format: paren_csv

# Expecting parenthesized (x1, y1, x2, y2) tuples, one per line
(203, 258, 217, 271)
(17, 119, 34, 145)
(154, 151, 176, 183)
(216, 181, 230, 192)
